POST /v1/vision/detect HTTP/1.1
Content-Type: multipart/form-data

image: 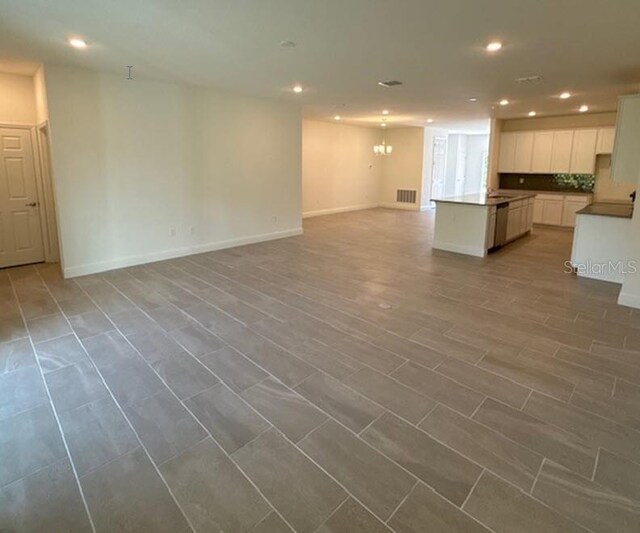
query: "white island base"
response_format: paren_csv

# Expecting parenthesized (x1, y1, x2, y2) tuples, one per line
(433, 194, 535, 257)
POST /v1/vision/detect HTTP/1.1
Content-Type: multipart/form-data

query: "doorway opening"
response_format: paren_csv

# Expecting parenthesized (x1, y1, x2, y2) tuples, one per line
(0, 64, 59, 269)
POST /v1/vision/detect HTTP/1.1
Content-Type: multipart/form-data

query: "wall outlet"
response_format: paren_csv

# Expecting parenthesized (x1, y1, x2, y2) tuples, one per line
(519, 178, 525, 184)
(272, 215, 278, 224)
(170, 227, 176, 237)
(190, 226, 196, 235)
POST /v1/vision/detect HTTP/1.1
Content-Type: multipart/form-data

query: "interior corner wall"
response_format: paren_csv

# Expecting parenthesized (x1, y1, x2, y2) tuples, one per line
(44, 65, 302, 278)
(302, 120, 382, 217)
(33, 66, 49, 124)
(0, 71, 37, 124)
(380, 127, 425, 210)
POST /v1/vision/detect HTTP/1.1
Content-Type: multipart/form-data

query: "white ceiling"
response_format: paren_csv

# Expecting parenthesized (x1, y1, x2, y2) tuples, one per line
(1, 0, 639, 128)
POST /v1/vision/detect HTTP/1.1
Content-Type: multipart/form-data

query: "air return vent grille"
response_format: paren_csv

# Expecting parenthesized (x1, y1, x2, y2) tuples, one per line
(396, 189, 417, 204)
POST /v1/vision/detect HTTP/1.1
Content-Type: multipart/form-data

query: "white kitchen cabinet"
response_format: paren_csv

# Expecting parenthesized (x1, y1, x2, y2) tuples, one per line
(533, 193, 592, 227)
(498, 132, 517, 172)
(514, 132, 534, 173)
(533, 197, 544, 223)
(596, 127, 615, 154)
(550, 130, 574, 173)
(611, 95, 640, 183)
(531, 132, 554, 173)
(561, 197, 590, 227)
(569, 129, 598, 174)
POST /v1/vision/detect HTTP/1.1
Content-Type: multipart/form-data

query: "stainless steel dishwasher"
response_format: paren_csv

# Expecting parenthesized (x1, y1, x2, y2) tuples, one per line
(493, 203, 509, 248)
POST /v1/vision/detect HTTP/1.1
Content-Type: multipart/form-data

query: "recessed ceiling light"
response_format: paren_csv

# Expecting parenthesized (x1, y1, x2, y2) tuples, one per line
(68, 38, 87, 49)
(486, 41, 503, 52)
(560, 92, 571, 99)
(427, 118, 434, 123)
(499, 99, 509, 106)
(334, 115, 341, 121)
(469, 97, 478, 102)
(378, 80, 403, 88)
(381, 123, 387, 127)
(382, 109, 389, 115)
(292, 85, 303, 93)
(579, 105, 589, 113)
(280, 40, 296, 48)
(528, 111, 537, 117)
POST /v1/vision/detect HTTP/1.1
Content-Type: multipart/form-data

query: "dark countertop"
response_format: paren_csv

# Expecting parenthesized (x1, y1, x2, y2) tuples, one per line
(576, 202, 633, 219)
(498, 188, 593, 197)
(433, 192, 537, 206)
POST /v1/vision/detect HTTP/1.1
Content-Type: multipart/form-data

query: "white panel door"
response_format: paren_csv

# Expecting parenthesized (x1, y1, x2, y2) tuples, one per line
(514, 132, 534, 173)
(550, 131, 574, 173)
(498, 132, 517, 172)
(531, 132, 553, 173)
(0, 128, 44, 268)
(570, 129, 598, 174)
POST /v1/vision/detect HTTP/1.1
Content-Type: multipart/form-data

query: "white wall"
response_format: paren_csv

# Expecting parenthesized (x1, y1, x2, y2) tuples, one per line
(380, 127, 425, 210)
(593, 155, 635, 203)
(302, 120, 381, 217)
(0, 72, 36, 124)
(464, 134, 489, 194)
(45, 65, 302, 277)
(33, 66, 49, 124)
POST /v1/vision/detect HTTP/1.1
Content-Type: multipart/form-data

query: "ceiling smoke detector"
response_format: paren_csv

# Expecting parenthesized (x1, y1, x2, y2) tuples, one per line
(279, 40, 296, 48)
(378, 80, 403, 88)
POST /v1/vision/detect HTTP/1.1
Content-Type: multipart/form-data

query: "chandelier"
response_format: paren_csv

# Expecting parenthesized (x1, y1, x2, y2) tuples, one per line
(373, 117, 392, 155)
(373, 139, 393, 156)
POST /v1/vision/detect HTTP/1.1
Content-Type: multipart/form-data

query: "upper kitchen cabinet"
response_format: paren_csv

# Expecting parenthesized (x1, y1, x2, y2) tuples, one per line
(596, 127, 615, 154)
(498, 132, 533, 173)
(611, 95, 640, 183)
(531, 131, 554, 173)
(514, 132, 534, 172)
(569, 129, 598, 173)
(549, 130, 574, 173)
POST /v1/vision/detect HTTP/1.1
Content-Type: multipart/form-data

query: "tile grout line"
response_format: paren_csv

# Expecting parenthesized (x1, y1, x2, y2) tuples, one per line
(31, 267, 200, 533)
(131, 261, 592, 519)
(384, 480, 419, 526)
(7, 269, 97, 533)
(40, 250, 636, 532)
(99, 265, 455, 527)
(69, 273, 302, 533)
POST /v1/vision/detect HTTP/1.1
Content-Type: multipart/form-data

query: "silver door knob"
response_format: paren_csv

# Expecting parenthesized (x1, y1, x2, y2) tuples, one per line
(25, 202, 38, 207)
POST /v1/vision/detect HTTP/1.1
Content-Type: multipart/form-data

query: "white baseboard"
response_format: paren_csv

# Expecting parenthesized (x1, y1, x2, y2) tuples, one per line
(432, 240, 487, 258)
(420, 204, 434, 211)
(618, 290, 640, 309)
(379, 202, 420, 211)
(63, 227, 303, 279)
(302, 203, 378, 218)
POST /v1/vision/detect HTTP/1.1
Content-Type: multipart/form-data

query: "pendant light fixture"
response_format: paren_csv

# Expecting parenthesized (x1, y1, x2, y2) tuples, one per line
(373, 117, 393, 155)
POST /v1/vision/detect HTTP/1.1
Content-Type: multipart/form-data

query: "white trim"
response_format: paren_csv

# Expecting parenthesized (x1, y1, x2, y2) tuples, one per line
(618, 291, 640, 309)
(63, 227, 303, 278)
(420, 204, 434, 211)
(302, 203, 378, 218)
(432, 240, 487, 257)
(379, 202, 420, 211)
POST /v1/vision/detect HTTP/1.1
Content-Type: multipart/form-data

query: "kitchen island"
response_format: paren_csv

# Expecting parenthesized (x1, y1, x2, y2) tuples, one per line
(432, 192, 537, 257)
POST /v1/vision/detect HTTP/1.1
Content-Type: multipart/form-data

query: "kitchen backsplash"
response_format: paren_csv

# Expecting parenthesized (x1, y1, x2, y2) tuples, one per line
(499, 173, 590, 192)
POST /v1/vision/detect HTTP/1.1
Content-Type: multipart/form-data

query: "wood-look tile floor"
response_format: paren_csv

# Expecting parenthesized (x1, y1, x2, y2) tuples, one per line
(2, 207, 640, 532)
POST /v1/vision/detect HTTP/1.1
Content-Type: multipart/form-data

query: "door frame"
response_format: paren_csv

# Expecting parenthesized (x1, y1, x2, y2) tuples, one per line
(429, 134, 447, 204)
(0, 121, 59, 264)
